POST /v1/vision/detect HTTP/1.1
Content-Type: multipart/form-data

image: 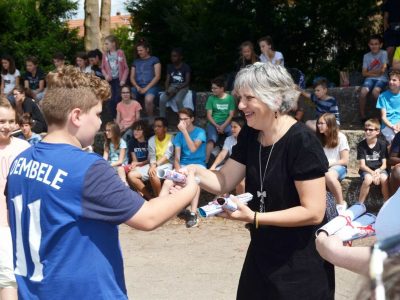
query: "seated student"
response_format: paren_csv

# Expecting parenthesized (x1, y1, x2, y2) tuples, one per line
(205, 77, 236, 164)
(52, 52, 66, 70)
(1, 55, 20, 103)
(75, 52, 92, 74)
(209, 116, 245, 194)
(159, 48, 191, 118)
(18, 113, 42, 145)
(103, 121, 128, 169)
(316, 113, 349, 212)
(258, 36, 284, 66)
(116, 85, 142, 141)
(173, 108, 206, 228)
(87, 49, 105, 79)
(23, 56, 46, 102)
(122, 121, 151, 199)
(5, 66, 199, 300)
(359, 35, 388, 122)
(357, 118, 390, 204)
(147, 117, 174, 196)
(12, 86, 47, 133)
(300, 78, 340, 132)
(376, 70, 400, 144)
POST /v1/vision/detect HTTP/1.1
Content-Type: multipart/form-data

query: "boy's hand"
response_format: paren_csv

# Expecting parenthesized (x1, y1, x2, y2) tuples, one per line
(177, 120, 188, 132)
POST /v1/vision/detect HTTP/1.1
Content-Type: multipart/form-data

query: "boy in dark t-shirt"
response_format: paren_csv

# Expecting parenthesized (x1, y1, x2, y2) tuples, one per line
(357, 119, 390, 203)
(23, 56, 46, 101)
(6, 66, 198, 299)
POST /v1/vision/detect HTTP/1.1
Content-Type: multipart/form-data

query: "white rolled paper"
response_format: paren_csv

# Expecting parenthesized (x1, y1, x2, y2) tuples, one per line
(198, 193, 253, 218)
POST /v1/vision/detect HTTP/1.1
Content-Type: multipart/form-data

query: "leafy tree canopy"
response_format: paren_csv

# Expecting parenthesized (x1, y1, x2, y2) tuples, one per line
(127, 0, 381, 88)
(0, 0, 82, 72)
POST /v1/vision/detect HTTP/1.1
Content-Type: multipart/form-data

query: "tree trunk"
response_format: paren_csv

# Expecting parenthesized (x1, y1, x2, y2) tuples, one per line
(84, 0, 101, 51)
(100, 0, 111, 45)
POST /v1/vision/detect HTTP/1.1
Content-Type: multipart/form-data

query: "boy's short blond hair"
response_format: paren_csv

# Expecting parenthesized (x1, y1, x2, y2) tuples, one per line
(365, 118, 380, 130)
(41, 66, 110, 126)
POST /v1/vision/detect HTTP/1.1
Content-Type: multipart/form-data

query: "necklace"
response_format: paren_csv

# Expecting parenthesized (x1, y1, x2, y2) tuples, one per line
(258, 139, 275, 212)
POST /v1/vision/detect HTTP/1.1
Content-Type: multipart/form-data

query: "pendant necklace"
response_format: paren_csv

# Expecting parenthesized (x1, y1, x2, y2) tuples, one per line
(258, 139, 275, 213)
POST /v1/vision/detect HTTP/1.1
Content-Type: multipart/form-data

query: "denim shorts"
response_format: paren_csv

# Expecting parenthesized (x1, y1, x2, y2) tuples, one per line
(131, 86, 160, 99)
(360, 169, 388, 180)
(206, 123, 231, 143)
(329, 165, 347, 181)
(362, 78, 387, 91)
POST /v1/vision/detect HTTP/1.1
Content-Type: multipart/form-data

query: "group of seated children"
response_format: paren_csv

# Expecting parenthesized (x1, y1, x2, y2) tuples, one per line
(103, 103, 245, 228)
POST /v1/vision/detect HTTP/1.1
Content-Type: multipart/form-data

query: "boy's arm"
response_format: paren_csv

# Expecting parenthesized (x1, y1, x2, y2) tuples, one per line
(359, 158, 374, 174)
(125, 169, 198, 231)
(299, 89, 311, 99)
(206, 110, 218, 127)
(220, 110, 235, 130)
(380, 108, 395, 129)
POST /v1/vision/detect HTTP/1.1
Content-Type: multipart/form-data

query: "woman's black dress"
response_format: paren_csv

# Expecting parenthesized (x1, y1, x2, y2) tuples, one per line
(230, 122, 335, 300)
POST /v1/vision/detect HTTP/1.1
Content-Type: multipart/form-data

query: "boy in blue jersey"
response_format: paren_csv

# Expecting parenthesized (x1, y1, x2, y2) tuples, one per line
(6, 66, 199, 300)
(300, 78, 340, 132)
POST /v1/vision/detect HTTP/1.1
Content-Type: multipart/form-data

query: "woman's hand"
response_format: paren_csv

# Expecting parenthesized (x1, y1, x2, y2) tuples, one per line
(218, 197, 254, 223)
(315, 232, 343, 263)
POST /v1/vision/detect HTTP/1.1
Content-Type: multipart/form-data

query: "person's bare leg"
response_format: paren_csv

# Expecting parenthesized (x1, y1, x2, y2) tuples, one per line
(0, 287, 18, 300)
(127, 171, 152, 199)
(325, 171, 345, 205)
(358, 175, 373, 203)
(149, 175, 162, 196)
(359, 87, 369, 119)
(117, 166, 128, 186)
(190, 186, 200, 213)
(380, 174, 390, 201)
(145, 94, 155, 119)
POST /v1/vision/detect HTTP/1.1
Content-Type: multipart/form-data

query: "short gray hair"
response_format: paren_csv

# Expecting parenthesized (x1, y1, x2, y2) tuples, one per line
(233, 62, 300, 113)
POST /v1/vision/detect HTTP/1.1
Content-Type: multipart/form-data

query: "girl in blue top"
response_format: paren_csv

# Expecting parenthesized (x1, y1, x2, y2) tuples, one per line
(103, 121, 128, 169)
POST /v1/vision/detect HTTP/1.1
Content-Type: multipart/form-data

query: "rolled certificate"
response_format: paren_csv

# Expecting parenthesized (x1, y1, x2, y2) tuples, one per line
(316, 203, 366, 236)
(157, 169, 200, 184)
(198, 193, 253, 218)
(335, 213, 376, 242)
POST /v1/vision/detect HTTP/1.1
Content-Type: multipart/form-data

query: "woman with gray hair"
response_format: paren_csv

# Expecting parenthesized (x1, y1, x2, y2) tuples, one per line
(191, 62, 334, 299)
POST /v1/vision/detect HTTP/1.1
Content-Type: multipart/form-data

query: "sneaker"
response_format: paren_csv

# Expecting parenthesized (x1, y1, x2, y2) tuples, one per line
(186, 213, 198, 228)
(336, 202, 348, 214)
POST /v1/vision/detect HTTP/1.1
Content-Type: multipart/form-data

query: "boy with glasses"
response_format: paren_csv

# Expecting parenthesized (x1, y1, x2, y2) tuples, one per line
(357, 118, 390, 204)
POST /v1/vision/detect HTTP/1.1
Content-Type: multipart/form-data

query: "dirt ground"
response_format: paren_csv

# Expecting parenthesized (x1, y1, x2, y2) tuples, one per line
(120, 217, 373, 300)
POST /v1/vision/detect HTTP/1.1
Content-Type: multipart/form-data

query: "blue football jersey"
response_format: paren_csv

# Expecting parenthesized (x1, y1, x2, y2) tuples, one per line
(7, 142, 144, 299)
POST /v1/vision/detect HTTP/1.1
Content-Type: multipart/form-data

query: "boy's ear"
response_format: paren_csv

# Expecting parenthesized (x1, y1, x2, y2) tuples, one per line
(70, 108, 83, 127)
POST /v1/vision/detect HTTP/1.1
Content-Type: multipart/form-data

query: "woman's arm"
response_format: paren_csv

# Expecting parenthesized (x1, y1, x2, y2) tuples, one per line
(134, 106, 141, 122)
(15, 76, 20, 91)
(120, 51, 129, 84)
(209, 149, 228, 170)
(142, 63, 161, 92)
(192, 158, 246, 195)
(115, 111, 122, 130)
(110, 148, 126, 167)
(130, 66, 139, 89)
(316, 233, 371, 275)
(220, 176, 327, 227)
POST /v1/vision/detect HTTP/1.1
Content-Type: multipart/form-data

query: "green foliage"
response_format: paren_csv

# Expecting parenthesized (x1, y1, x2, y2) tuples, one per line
(127, 0, 381, 88)
(0, 0, 82, 73)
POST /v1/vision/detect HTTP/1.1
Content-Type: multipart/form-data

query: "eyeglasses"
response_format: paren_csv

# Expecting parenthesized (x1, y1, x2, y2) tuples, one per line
(317, 122, 326, 125)
(364, 128, 378, 132)
(121, 92, 130, 94)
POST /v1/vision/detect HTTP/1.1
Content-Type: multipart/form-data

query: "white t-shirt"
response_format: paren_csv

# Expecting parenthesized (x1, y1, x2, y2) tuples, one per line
(323, 131, 349, 166)
(1, 70, 21, 95)
(222, 135, 237, 156)
(375, 187, 400, 241)
(0, 137, 30, 226)
(259, 51, 284, 66)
